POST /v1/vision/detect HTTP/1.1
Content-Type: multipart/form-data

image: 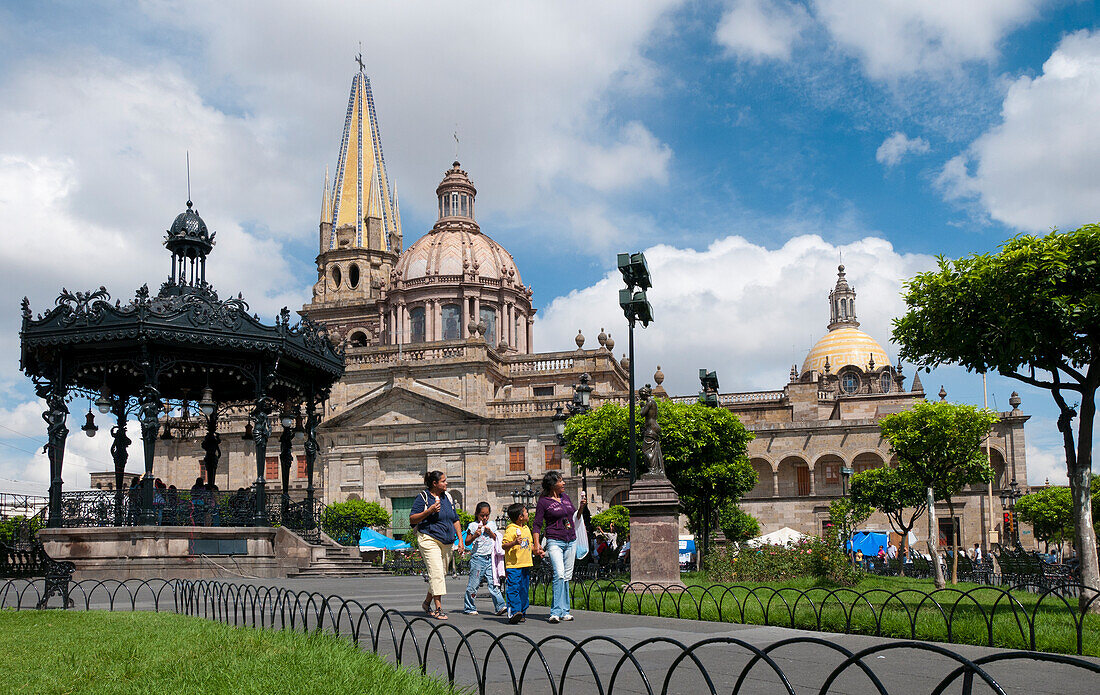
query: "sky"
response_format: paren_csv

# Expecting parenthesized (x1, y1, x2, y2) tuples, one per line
(0, 1, 1098, 494)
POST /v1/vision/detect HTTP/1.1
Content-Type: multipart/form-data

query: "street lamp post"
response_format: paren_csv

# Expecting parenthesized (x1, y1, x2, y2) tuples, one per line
(999, 479, 1023, 548)
(617, 253, 653, 485)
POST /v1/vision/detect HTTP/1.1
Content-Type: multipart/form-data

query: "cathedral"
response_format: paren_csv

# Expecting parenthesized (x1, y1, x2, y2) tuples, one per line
(135, 63, 1031, 551)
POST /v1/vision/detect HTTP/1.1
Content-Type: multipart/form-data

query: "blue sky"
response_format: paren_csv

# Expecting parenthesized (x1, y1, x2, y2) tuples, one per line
(0, 1, 1097, 493)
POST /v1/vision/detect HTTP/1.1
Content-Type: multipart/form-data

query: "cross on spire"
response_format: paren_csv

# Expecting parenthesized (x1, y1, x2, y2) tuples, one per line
(355, 41, 365, 72)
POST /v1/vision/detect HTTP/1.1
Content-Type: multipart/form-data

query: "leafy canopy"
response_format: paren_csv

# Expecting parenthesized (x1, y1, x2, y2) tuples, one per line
(718, 504, 760, 542)
(591, 505, 630, 536)
(321, 499, 391, 546)
(879, 400, 997, 502)
(850, 465, 927, 535)
(1016, 486, 1075, 546)
(564, 400, 756, 528)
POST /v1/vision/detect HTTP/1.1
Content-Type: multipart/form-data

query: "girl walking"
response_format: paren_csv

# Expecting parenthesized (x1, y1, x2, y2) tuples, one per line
(463, 502, 507, 616)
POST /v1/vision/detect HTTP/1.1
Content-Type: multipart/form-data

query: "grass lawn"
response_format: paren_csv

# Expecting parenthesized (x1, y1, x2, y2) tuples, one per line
(0, 610, 459, 695)
(534, 574, 1100, 656)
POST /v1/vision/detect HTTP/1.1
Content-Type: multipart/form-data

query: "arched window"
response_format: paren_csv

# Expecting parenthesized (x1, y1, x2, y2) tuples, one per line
(480, 306, 497, 346)
(409, 307, 425, 343)
(840, 371, 859, 394)
(331, 265, 342, 289)
(451, 192, 459, 217)
(349, 331, 368, 348)
(442, 304, 462, 340)
(348, 263, 360, 289)
(880, 372, 892, 393)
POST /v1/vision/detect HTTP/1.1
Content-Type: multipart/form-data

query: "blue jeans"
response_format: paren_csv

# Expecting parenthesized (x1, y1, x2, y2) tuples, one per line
(505, 567, 530, 617)
(464, 554, 505, 613)
(545, 538, 576, 618)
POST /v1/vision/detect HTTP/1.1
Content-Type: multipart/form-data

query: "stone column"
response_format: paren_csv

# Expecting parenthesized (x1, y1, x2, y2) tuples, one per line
(625, 473, 684, 589)
(772, 469, 780, 496)
(526, 318, 534, 353)
(808, 464, 816, 496)
(426, 300, 435, 341)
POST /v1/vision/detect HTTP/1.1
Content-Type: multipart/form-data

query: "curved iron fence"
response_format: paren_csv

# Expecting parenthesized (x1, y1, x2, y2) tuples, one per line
(2, 578, 1098, 694)
(531, 578, 1100, 656)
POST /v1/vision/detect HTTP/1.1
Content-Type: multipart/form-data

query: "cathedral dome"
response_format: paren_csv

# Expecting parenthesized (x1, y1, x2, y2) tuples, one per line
(392, 161, 522, 285)
(395, 226, 521, 283)
(802, 326, 889, 375)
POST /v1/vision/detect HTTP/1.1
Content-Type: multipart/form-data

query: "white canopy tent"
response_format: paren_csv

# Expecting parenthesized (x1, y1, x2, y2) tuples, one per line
(745, 527, 808, 547)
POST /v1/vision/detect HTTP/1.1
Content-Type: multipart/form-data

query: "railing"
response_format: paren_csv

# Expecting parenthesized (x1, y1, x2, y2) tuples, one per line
(0, 493, 49, 545)
(509, 356, 575, 373)
(530, 578, 1100, 656)
(49, 489, 322, 540)
(669, 391, 786, 406)
(486, 398, 571, 416)
(345, 341, 474, 367)
(2, 578, 1097, 694)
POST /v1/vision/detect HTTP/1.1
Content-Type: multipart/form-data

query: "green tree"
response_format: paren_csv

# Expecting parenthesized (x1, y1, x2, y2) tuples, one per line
(718, 504, 760, 543)
(591, 504, 630, 536)
(850, 464, 928, 576)
(321, 499, 391, 546)
(879, 401, 997, 587)
(1016, 486, 1074, 555)
(827, 497, 872, 570)
(892, 224, 1100, 598)
(564, 400, 756, 564)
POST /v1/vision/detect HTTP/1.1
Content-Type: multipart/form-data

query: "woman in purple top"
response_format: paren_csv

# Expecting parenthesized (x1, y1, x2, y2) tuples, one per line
(532, 470, 587, 623)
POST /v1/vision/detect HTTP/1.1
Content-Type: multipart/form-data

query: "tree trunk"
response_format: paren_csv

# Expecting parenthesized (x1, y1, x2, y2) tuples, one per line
(1054, 383, 1099, 611)
(899, 525, 909, 578)
(946, 498, 958, 585)
(928, 487, 945, 589)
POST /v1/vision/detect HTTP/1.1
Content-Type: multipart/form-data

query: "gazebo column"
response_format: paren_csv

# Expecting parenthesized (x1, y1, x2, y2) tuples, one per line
(279, 409, 295, 521)
(38, 382, 69, 529)
(200, 406, 221, 486)
(304, 397, 319, 520)
(137, 386, 161, 526)
(251, 396, 273, 526)
(110, 398, 131, 526)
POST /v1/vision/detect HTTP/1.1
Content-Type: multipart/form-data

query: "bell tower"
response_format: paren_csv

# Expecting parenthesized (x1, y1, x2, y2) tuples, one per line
(827, 264, 859, 330)
(304, 56, 403, 348)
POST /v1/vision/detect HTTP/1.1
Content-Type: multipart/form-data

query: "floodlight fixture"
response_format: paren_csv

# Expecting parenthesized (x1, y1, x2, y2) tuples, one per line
(617, 252, 652, 292)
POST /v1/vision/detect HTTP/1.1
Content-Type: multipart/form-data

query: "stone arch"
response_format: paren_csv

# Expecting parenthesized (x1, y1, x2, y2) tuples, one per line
(348, 330, 368, 348)
(745, 457, 774, 499)
(777, 455, 810, 497)
(814, 453, 846, 497)
(852, 450, 885, 474)
(975, 446, 1008, 490)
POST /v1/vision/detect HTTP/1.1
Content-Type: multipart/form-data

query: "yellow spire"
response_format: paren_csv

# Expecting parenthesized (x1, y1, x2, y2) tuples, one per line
(320, 165, 332, 224)
(328, 59, 401, 252)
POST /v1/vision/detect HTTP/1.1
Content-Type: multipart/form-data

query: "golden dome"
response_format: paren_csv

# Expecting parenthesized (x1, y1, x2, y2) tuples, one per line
(802, 327, 889, 376)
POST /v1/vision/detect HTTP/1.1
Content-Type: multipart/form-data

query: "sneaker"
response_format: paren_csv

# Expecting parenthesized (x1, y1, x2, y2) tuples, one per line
(508, 613, 522, 625)
(462, 610, 478, 615)
(547, 615, 560, 624)
(495, 607, 508, 616)
(562, 614, 574, 621)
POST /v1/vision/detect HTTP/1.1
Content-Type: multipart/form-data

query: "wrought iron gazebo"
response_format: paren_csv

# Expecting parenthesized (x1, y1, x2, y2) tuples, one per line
(19, 200, 344, 531)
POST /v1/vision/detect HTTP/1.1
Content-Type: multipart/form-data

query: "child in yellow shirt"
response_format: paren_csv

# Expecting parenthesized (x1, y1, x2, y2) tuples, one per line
(501, 502, 533, 624)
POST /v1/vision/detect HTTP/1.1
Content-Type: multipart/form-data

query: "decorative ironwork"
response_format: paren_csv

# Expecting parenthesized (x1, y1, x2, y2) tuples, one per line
(0, 541, 74, 608)
(532, 578, 1100, 656)
(19, 199, 345, 528)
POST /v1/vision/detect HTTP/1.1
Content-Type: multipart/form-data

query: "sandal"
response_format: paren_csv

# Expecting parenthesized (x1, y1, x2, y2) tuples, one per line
(422, 600, 433, 616)
(430, 610, 449, 620)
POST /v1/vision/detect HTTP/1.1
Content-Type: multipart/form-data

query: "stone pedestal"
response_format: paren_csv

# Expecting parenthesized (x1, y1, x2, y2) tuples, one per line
(624, 474, 684, 589)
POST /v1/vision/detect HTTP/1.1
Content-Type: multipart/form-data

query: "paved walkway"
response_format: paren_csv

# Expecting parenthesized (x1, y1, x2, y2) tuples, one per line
(180, 575, 1098, 695)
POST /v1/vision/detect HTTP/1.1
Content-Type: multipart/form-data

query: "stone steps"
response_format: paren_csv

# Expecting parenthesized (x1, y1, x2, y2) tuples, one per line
(285, 537, 386, 578)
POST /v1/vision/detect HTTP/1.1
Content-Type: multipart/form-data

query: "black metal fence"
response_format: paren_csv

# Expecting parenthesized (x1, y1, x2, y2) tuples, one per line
(38, 489, 323, 540)
(531, 578, 1100, 656)
(2, 577, 1098, 694)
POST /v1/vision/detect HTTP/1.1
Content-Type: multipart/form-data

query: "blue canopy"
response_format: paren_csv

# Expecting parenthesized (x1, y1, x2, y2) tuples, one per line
(359, 528, 412, 551)
(679, 538, 696, 553)
(847, 530, 889, 555)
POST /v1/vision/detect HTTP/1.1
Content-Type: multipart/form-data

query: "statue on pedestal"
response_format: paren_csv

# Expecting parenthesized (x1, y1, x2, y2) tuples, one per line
(639, 384, 665, 477)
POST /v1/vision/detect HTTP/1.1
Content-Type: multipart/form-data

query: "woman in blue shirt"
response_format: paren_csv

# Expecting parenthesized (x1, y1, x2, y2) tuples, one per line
(409, 470, 462, 619)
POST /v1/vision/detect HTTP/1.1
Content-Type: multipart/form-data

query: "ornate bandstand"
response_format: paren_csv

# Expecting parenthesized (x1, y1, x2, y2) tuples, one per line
(18, 200, 345, 577)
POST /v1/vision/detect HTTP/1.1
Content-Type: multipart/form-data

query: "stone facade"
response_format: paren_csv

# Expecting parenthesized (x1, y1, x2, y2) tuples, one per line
(137, 66, 1033, 554)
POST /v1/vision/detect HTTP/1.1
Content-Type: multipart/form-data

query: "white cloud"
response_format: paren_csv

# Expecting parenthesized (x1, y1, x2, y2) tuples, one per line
(936, 30, 1100, 230)
(813, 0, 1043, 79)
(575, 122, 672, 192)
(876, 131, 930, 167)
(536, 233, 936, 396)
(715, 0, 811, 62)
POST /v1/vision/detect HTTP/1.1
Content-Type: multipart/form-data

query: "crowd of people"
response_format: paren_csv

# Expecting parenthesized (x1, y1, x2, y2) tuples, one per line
(411, 469, 615, 624)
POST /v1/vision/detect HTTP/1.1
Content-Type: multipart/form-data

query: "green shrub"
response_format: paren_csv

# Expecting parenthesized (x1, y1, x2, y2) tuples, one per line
(718, 504, 759, 542)
(0, 515, 43, 545)
(321, 500, 390, 546)
(591, 505, 629, 536)
(705, 535, 863, 586)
